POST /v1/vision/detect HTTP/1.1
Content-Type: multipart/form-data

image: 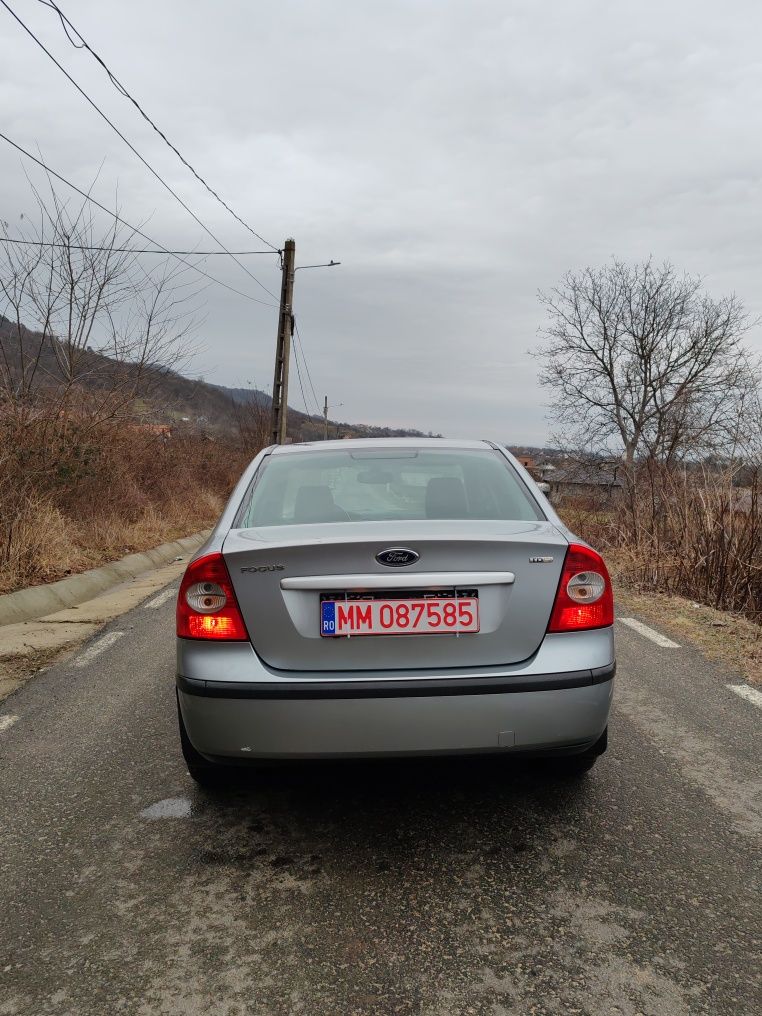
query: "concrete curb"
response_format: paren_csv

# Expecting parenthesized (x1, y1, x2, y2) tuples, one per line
(0, 531, 211, 627)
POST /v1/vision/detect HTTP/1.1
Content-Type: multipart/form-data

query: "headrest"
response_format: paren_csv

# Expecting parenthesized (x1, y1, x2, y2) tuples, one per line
(293, 485, 342, 523)
(425, 476, 468, 519)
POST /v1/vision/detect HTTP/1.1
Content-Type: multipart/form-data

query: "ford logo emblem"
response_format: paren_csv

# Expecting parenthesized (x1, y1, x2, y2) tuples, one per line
(376, 548, 420, 567)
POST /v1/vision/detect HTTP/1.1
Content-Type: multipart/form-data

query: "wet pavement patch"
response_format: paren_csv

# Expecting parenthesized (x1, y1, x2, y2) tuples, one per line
(140, 796, 192, 820)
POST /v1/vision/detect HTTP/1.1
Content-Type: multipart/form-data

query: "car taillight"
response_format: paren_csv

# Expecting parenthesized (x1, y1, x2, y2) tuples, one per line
(547, 543, 614, 633)
(176, 552, 249, 640)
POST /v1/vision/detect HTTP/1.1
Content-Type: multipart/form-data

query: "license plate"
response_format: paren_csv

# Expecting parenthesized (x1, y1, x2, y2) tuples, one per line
(320, 596, 480, 637)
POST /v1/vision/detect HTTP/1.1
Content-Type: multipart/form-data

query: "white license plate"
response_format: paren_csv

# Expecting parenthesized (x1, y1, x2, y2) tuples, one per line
(320, 597, 480, 637)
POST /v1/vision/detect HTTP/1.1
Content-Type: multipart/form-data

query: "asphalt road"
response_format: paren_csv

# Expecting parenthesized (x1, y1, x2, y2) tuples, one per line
(0, 586, 760, 1016)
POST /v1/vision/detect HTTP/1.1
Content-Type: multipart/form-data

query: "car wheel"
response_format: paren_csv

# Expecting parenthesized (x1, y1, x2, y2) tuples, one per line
(177, 698, 227, 788)
(543, 727, 607, 778)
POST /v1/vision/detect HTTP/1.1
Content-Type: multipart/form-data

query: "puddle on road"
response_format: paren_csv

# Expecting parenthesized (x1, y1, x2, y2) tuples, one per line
(140, 797, 192, 820)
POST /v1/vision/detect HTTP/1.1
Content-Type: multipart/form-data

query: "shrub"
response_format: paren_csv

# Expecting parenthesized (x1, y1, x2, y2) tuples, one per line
(560, 464, 762, 623)
(0, 407, 250, 593)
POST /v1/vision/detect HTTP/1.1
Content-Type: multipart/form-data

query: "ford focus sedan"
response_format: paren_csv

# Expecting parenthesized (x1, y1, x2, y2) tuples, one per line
(176, 439, 614, 784)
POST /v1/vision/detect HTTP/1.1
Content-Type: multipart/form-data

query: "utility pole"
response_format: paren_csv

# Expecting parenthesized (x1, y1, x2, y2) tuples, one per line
(322, 396, 343, 439)
(270, 238, 296, 445)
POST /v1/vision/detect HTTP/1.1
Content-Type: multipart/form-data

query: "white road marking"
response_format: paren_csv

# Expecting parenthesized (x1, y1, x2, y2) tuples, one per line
(0, 714, 19, 733)
(144, 587, 177, 609)
(727, 683, 762, 710)
(74, 631, 125, 667)
(618, 617, 681, 648)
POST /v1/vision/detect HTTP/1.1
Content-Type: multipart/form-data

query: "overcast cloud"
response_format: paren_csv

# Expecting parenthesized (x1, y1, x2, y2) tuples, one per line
(1, 0, 761, 443)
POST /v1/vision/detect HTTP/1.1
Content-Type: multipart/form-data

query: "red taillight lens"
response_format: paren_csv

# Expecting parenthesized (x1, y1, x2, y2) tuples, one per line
(547, 543, 614, 633)
(176, 552, 249, 641)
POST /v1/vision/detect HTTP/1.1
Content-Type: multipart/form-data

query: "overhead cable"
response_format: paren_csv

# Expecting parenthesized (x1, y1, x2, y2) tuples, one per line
(294, 319, 323, 418)
(36, 0, 280, 253)
(291, 336, 314, 420)
(1, 0, 278, 302)
(1, 237, 277, 256)
(0, 130, 277, 307)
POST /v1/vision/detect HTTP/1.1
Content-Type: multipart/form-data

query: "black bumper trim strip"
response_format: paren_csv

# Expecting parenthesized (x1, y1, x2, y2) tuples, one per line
(177, 664, 615, 700)
(592, 661, 616, 684)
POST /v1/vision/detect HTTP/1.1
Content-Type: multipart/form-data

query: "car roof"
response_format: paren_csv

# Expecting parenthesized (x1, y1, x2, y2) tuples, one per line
(270, 438, 496, 455)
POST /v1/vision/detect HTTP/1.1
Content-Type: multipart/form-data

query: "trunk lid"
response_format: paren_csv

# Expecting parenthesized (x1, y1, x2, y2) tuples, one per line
(223, 520, 567, 671)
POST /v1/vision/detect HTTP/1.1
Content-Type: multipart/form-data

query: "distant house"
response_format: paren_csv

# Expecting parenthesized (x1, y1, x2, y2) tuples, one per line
(537, 462, 557, 481)
(550, 462, 624, 502)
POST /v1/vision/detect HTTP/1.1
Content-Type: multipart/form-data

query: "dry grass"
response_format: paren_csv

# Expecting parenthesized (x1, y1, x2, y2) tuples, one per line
(0, 418, 247, 595)
(560, 498, 762, 685)
(0, 496, 86, 592)
(561, 469, 762, 622)
(0, 501, 221, 595)
(615, 583, 762, 686)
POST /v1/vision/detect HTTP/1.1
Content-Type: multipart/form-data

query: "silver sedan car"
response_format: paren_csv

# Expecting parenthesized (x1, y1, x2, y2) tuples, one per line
(176, 439, 614, 784)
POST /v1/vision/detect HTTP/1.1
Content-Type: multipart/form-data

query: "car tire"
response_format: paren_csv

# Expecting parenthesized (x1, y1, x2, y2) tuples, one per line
(543, 727, 607, 778)
(177, 697, 227, 788)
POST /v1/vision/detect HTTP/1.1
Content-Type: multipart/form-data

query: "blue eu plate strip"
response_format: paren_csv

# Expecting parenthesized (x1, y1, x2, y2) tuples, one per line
(321, 600, 337, 635)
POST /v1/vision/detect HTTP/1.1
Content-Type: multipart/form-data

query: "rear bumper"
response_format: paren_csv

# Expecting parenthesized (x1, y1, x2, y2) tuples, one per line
(178, 677, 613, 760)
(177, 628, 615, 760)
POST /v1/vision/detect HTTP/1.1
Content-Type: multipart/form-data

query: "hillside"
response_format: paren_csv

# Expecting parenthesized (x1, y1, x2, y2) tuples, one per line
(0, 316, 434, 441)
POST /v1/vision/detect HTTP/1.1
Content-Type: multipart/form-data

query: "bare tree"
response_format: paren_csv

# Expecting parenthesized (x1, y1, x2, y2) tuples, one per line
(534, 259, 757, 471)
(0, 178, 199, 437)
(0, 179, 201, 576)
(535, 259, 762, 616)
(231, 385, 270, 455)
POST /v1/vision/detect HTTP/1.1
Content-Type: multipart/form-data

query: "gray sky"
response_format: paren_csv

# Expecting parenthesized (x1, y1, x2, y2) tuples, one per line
(2, 0, 761, 443)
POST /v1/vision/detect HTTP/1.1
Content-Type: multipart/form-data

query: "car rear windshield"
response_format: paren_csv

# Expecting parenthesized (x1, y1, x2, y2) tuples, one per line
(236, 448, 543, 527)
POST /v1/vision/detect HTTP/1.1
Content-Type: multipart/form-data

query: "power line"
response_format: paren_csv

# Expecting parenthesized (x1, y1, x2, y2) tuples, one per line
(0, 130, 277, 307)
(292, 334, 324, 423)
(37, 0, 280, 253)
(3, 0, 279, 300)
(0, 0, 279, 303)
(292, 326, 320, 419)
(291, 334, 313, 420)
(1, 236, 278, 255)
(293, 319, 322, 418)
